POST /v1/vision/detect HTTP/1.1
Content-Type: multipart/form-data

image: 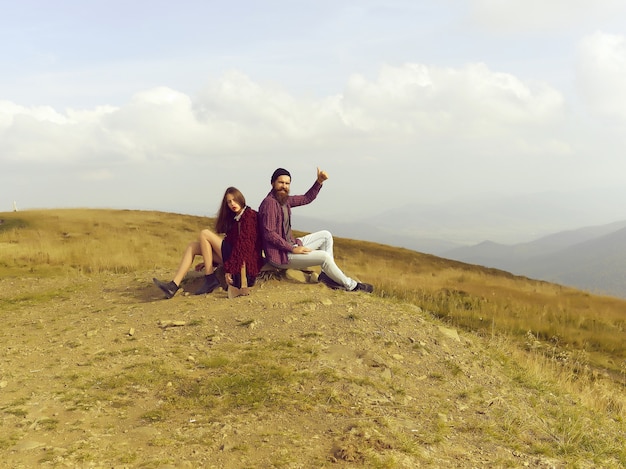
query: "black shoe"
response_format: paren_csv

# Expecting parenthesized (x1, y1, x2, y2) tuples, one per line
(318, 271, 344, 290)
(153, 278, 179, 299)
(350, 282, 374, 293)
(195, 273, 220, 295)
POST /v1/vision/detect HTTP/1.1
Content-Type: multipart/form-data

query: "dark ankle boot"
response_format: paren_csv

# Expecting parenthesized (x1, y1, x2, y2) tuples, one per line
(195, 273, 220, 295)
(153, 278, 179, 299)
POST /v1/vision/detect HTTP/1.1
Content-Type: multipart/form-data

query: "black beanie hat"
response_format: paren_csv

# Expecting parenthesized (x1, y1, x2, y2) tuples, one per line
(271, 168, 291, 184)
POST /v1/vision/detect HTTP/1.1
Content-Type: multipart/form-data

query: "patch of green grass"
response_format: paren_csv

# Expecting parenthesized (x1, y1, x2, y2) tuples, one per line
(316, 367, 342, 383)
(117, 452, 138, 464)
(147, 339, 389, 422)
(3, 408, 27, 418)
(203, 362, 291, 409)
(101, 361, 174, 390)
(0, 435, 19, 450)
(0, 289, 71, 311)
(0, 217, 29, 233)
(443, 358, 462, 376)
(198, 355, 230, 368)
(37, 418, 60, 431)
(147, 438, 175, 448)
(411, 413, 450, 446)
(141, 409, 167, 423)
(5, 397, 29, 407)
(230, 443, 249, 452)
(237, 319, 255, 327)
(37, 451, 58, 464)
(64, 339, 83, 349)
(295, 298, 315, 305)
(110, 398, 134, 409)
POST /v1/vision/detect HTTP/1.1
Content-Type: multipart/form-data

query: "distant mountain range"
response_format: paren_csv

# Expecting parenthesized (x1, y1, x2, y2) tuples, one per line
(442, 220, 626, 298)
(299, 189, 626, 248)
(294, 191, 626, 299)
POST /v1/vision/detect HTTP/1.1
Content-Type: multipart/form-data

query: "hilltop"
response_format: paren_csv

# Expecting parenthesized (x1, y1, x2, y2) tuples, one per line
(0, 209, 625, 468)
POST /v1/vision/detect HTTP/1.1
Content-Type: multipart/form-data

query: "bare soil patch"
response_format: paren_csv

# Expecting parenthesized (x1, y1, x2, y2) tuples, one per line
(0, 270, 618, 468)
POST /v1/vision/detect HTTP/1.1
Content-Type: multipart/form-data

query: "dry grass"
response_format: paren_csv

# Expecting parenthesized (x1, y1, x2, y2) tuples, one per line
(3, 208, 625, 378)
(2, 208, 625, 463)
(334, 237, 626, 431)
(0, 209, 206, 275)
(3, 210, 625, 371)
(335, 237, 626, 378)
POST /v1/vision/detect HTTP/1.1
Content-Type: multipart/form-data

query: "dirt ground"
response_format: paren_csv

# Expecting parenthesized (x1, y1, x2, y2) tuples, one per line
(0, 270, 592, 468)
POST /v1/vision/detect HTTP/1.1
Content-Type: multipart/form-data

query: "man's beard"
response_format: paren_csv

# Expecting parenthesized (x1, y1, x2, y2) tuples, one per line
(274, 188, 289, 205)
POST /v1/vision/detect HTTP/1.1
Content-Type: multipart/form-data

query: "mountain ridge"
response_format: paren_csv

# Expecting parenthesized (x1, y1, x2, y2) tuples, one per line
(443, 219, 626, 298)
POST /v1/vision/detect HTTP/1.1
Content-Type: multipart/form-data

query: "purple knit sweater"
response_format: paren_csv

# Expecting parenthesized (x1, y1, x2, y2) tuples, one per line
(258, 181, 322, 265)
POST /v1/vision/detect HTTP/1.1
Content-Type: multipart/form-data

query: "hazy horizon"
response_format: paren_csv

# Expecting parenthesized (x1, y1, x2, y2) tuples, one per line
(3, 1, 626, 231)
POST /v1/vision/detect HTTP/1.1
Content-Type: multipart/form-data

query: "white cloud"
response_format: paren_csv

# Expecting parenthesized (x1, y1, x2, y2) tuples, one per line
(578, 32, 626, 120)
(340, 62, 566, 164)
(0, 100, 70, 126)
(0, 1, 624, 240)
(0, 62, 568, 175)
(193, 71, 349, 148)
(103, 87, 205, 162)
(0, 100, 118, 164)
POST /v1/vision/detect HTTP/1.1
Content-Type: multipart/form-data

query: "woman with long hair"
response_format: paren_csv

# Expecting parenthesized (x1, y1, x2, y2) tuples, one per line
(153, 187, 263, 298)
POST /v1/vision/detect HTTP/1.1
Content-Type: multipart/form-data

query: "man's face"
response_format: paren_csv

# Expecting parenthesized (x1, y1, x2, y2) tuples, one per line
(272, 175, 291, 203)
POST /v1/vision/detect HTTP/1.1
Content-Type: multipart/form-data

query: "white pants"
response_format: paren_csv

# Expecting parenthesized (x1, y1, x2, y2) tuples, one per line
(276, 230, 357, 290)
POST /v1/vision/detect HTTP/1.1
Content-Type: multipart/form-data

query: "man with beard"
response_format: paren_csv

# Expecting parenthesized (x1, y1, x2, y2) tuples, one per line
(258, 167, 373, 293)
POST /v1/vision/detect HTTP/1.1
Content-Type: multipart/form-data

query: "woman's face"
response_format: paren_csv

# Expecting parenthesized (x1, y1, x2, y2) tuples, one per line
(226, 194, 243, 214)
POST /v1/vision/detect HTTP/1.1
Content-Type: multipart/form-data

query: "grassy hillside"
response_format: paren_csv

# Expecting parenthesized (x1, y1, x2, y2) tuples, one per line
(1, 209, 625, 467)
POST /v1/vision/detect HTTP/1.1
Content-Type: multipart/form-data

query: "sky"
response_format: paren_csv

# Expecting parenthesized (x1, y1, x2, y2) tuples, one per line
(2, 0, 626, 235)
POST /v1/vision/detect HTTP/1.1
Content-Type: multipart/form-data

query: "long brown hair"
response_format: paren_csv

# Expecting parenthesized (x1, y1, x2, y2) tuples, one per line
(215, 187, 246, 233)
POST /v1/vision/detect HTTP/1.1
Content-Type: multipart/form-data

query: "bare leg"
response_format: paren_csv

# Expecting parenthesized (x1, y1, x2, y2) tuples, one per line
(198, 229, 224, 274)
(154, 229, 225, 299)
(153, 241, 200, 299)
(193, 229, 224, 295)
(172, 241, 202, 286)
